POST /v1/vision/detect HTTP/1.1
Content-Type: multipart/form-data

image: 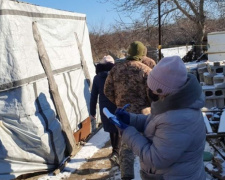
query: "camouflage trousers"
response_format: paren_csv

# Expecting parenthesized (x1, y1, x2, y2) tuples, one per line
(119, 141, 135, 179)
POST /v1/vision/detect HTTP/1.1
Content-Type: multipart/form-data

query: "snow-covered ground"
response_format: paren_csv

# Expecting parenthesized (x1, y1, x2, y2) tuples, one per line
(37, 127, 224, 180)
(38, 128, 141, 180)
(162, 46, 191, 58)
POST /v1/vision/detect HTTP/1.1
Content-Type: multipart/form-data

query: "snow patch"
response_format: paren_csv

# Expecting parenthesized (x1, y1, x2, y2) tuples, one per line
(38, 128, 110, 180)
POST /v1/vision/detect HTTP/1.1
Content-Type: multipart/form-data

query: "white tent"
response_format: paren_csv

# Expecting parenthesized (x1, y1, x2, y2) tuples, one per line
(0, 0, 98, 179)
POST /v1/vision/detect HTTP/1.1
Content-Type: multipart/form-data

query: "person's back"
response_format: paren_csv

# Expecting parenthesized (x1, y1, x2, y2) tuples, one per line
(90, 55, 120, 164)
(91, 56, 116, 119)
(104, 41, 151, 115)
(104, 41, 151, 180)
(105, 60, 151, 114)
(92, 63, 116, 113)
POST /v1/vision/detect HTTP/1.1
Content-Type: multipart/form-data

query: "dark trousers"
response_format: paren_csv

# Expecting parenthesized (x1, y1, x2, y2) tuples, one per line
(110, 132, 121, 156)
(120, 142, 135, 179)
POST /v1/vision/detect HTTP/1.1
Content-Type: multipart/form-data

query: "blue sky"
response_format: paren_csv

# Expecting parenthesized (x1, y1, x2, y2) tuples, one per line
(21, 0, 131, 31)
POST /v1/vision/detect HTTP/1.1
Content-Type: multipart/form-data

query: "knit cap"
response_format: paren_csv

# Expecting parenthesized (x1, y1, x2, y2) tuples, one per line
(100, 55, 114, 64)
(147, 56, 187, 95)
(127, 41, 145, 61)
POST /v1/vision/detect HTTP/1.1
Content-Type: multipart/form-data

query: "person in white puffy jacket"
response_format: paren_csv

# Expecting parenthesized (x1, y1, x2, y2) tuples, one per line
(115, 56, 206, 180)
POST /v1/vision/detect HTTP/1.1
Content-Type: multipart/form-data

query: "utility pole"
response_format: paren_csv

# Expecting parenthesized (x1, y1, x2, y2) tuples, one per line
(158, 0, 162, 62)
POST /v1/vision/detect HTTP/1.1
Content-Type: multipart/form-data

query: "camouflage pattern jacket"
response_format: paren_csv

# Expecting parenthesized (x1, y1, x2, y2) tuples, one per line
(141, 56, 156, 69)
(104, 60, 151, 114)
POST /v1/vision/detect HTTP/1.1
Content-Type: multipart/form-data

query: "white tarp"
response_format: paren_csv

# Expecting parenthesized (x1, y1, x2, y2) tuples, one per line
(0, 0, 97, 179)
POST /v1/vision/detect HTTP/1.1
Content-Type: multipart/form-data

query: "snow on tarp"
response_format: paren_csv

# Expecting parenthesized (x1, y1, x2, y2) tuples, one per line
(0, 0, 97, 179)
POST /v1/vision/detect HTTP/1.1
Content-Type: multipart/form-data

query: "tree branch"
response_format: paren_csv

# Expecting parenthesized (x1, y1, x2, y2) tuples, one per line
(184, 0, 199, 16)
(161, 7, 177, 18)
(173, 0, 195, 21)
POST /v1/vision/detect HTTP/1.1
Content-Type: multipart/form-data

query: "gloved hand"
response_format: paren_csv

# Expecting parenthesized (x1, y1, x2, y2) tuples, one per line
(115, 108, 130, 125)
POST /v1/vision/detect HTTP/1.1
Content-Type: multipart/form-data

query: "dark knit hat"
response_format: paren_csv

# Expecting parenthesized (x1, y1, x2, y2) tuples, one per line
(127, 41, 145, 61)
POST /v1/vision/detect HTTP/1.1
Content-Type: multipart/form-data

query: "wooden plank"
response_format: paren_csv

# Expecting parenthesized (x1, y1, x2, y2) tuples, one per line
(53, 156, 71, 175)
(218, 111, 225, 133)
(32, 21, 76, 156)
(208, 139, 225, 160)
(74, 32, 92, 90)
(201, 107, 224, 113)
(202, 112, 213, 133)
(206, 133, 225, 138)
(73, 117, 91, 144)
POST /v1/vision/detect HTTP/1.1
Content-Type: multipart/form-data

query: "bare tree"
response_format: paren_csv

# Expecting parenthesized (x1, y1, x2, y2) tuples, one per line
(101, 0, 223, 58)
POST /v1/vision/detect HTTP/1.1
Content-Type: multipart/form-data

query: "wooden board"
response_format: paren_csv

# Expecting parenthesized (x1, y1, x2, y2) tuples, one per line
(74, 117, 91, 144)
(32, 21, 77, 156)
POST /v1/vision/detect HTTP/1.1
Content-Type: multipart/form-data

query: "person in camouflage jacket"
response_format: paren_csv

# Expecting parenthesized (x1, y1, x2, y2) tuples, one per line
(104, 41, 151, 180)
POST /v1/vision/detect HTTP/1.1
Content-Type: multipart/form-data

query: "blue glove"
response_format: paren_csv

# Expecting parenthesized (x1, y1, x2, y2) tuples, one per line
(115, 104, 130, 125)
(103, 107, 128, 130)
(109, 115, 128, 129)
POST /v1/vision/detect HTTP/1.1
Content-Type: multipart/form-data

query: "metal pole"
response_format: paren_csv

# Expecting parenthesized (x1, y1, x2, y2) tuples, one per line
(158, 0, 162, 62)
